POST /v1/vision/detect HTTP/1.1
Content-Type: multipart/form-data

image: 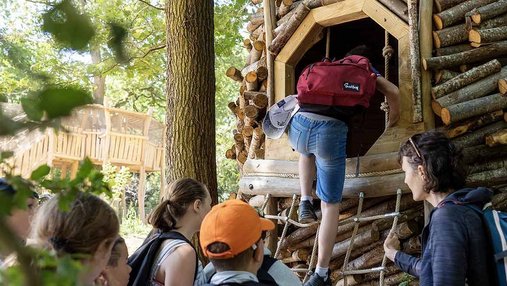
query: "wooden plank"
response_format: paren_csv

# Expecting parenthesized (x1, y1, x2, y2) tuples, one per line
(276, 11, 322, 65)
(273, 60, 295, 103)
(363, 0, 409, 40)
(239, 172, 408, 198)
(264, 135, 299, 160)
(264, 0, 277, 106)
(244, 151, 400, 176)
(366, 122, 426, 155)
(313, 0, 366, 26)
(397, 35, 413, 124)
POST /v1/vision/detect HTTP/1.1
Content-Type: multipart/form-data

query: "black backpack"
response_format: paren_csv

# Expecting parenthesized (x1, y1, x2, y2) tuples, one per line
(127, 230, 198, 286)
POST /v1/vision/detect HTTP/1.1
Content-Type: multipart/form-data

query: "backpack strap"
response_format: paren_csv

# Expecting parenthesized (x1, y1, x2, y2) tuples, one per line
(160, 231, 199, 280)
(127, 230, 199, 286)
(256, 255, 278, 285)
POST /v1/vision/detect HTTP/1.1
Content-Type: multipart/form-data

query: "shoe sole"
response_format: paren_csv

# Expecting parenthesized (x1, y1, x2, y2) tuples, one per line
(299, 217, 317, 224)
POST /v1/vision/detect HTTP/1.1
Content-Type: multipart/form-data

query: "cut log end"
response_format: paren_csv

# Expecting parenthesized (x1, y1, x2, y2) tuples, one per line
(432, 31, 442, 49)
(226, 67, 244, 82)
(432, 101, 443, 117)
(472, 14, 481, 24)
(422, 58, 428, 71)
(441, 108, 452, 125)
(469, 29, 481, 43)
(433, 14, 444, 30)
(499, 78, 507, 95)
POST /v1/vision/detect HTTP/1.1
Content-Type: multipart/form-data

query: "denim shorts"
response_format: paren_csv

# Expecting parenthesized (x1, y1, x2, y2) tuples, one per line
(288, 113, 348, 203)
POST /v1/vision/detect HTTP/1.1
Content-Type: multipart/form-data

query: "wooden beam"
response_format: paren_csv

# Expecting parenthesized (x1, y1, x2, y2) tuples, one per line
(276, 11, 322, 65)
(239, 173, 408, 198)
(313, 0, 366, 27)
(407, 0, 422, 123)
(264, 0, 277, 106)
(273, 60, 295, 103)
(138, 167, 147, 223)
(362, 0, 409, 40)
(420, 0, 435, 129)
(244, 152, 401, 177)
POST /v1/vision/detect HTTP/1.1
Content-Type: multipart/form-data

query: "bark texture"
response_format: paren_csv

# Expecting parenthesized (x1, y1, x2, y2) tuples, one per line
(165, 0, 218, 203)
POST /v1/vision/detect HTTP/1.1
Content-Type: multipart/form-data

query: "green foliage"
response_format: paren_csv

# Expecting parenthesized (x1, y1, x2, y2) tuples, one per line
(42, 0, 95, 51)
(120, 207, 151, 238)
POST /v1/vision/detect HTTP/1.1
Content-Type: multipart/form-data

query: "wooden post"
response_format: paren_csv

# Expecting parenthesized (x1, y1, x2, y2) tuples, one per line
(325, 27, 331, 59)
(102, 107, 112, 164)
(408, 0, 422, 122)
(264, 0, 277, 106)
(138, 167, 147, 223)
(70, 161, 79, 179)
(266, 196, 279, 254)
(138, 110, 152, 222)
(420, 0, 435, 129)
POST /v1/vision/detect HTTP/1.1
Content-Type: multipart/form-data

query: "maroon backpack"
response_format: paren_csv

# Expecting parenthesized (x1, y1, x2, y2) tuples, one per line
(297, 55, 377, 108)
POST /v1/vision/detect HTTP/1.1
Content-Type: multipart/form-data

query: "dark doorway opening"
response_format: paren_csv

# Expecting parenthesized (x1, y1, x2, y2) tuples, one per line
(295, 18, 399, 158)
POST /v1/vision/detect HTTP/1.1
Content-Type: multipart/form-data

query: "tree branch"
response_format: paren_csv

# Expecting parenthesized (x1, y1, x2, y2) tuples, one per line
(137, 0, 164, 10)
(101, 44, 166, 75)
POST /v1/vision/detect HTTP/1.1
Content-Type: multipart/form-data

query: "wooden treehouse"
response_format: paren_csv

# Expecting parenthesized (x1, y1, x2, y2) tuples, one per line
(225, 0, 507, 285)
(0, 103, 165, 221)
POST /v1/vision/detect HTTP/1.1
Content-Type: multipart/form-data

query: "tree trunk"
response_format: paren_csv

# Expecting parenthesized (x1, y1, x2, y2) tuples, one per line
(462, 144, 507, 164)
(408, 0, 422, 122)
(467, 167, 507, 186)
(452, 121, 507, 147)
(435, 43, 473, 56)
(165, 0, 218, 203)
(469, 27, 507, 45)
(466, 0, 507, 24)
(377, 0, 409, 23)
(423, 40, 507, 70)
(91, 47, 105, 105)
(444, 110, 504, 138)
(433, 0, 496, 30)
(434, 0, 468, 12)
(468, 158, 507, 174)
(441, 93, 507, 125)
(433, 24, 468, 48)
(486, 128, 507, 146)
(434, 69, 460, 84)
(432, 59, 501, 99)
(435, 67, 507, 107)
(493, 192, 507, 211)
(331, 227, 380, 260)
(269, 4, 310, 55)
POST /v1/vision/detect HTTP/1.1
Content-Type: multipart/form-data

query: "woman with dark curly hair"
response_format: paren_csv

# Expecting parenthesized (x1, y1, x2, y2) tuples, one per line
(383, 131, 495, 286)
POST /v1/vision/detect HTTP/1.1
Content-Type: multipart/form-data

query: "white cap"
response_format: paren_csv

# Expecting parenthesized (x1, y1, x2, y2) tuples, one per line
(262, 95, 299, 139)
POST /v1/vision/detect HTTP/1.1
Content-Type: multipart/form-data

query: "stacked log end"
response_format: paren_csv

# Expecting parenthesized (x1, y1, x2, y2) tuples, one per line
(426, 0, 507, 191)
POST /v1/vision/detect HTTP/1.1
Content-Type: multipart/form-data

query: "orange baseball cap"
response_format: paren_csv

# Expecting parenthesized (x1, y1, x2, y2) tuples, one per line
(200, 199, 275, 259)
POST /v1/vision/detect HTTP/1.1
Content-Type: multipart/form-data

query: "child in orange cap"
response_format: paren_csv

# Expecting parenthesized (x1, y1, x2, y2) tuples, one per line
(200, 199, 275, 286)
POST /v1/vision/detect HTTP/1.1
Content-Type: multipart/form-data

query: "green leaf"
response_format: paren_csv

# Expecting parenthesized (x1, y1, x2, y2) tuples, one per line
(75, 157, 94, 180)
(21, 96, 43, 121)
(38, 87, 92, 119)
(0, 151, 14, 160)
(30, 164, 51, 180)
(108, 22, 129, 64)
(41, 0, 95, 51)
